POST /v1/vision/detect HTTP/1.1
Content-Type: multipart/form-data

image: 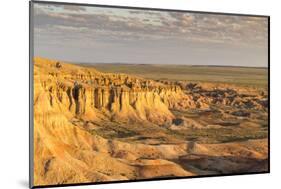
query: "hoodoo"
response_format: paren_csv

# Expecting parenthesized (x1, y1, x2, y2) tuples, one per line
(33, 57, 268, 186)
(34, 57, 198, 124)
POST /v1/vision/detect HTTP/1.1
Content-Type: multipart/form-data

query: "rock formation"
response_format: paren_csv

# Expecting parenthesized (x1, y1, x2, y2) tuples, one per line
(34, 57, 206, 125)
(33, 57, 268, 186)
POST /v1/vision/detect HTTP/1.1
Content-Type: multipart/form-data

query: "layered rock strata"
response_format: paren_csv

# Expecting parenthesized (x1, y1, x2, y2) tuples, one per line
(34, 57, 205, 124)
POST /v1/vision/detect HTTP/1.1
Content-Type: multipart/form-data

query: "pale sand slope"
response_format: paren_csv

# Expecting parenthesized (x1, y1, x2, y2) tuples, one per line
(33, 57, 268, 186)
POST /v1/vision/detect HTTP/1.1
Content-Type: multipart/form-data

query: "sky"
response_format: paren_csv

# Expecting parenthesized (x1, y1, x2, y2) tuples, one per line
(33, 3, 268, 67)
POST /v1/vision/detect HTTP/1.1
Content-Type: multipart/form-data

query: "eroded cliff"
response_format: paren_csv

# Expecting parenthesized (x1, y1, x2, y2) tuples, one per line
(33, 57, 268, 186)
(34, 57, 205, 124)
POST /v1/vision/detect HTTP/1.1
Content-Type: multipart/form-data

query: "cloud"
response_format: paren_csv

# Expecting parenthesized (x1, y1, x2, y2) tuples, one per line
(33, 3, 268, 66)
(164, 12, 268, 46)
(62, 5, 86, 12)
(129, 10, 161, 16)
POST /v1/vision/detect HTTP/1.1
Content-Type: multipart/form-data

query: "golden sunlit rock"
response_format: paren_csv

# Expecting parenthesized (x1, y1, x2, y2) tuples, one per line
(33, 57, 268, 186)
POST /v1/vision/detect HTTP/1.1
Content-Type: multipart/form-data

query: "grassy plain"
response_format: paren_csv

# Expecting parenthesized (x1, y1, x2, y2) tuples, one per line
(87, 64, 268, 88)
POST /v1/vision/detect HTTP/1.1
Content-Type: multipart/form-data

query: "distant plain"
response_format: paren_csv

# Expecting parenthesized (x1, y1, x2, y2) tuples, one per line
(83, 64, 268, 88)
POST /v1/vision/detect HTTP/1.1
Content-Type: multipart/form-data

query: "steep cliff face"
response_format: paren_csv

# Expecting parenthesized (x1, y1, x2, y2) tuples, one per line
(33, 57, 268, 186)
(34, 57, 199, 124)
(33, 58, 198, 185)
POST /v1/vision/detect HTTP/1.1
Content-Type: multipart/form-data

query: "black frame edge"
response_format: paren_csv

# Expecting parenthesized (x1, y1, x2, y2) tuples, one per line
(32, 0, 269, 18)
(267, 16, 270, 173)
(29, 1, 34, 188)
(33, 171, 270, 189)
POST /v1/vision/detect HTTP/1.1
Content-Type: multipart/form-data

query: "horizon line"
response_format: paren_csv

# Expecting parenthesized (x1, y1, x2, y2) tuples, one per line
(33, 56, 268, 69)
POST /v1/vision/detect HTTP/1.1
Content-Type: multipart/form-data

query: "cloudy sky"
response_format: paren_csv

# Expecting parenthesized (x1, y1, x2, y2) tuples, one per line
(33, 3, 268, 67)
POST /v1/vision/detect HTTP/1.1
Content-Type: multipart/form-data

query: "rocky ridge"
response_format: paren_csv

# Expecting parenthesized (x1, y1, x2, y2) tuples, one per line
(34, 57, 211, 124)
(33, 57, 268, 186)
